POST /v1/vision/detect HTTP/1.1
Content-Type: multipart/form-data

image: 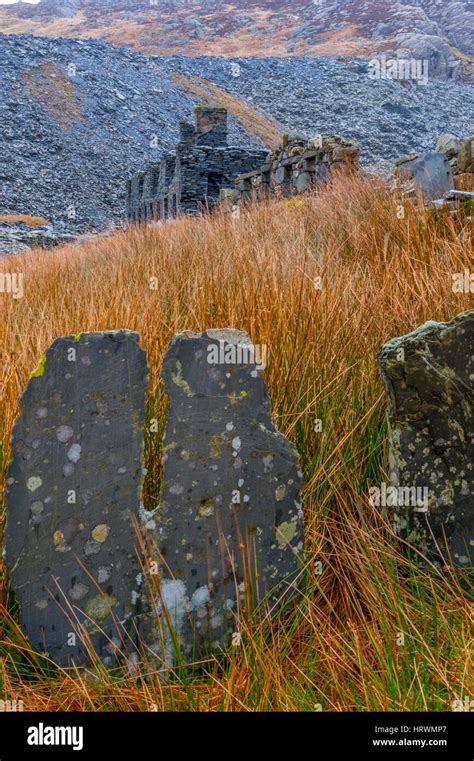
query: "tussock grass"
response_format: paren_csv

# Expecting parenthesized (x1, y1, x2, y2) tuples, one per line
(0, 173, 472, 711)
(0, 214, 49, 227)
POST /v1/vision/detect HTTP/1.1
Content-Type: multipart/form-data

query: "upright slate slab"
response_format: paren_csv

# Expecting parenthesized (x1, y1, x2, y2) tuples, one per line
(377, 310, 473, 574)
(149, 329, 304, 663)
(4, 331, 148, 666)
(396, 151, 454, 202)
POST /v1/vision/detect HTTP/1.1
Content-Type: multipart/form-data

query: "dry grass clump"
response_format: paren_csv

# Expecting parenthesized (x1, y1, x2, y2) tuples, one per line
(0, 173, 472, 711)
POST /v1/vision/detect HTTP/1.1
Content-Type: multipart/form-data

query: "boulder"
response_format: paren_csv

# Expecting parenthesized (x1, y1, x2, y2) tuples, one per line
(378, 310, 473, 576)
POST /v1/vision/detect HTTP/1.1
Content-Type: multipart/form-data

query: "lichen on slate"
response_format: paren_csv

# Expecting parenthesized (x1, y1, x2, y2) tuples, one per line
(144, 328, 304, 664)
(4, 330, 149, 666)
(377, 309, 473, 577)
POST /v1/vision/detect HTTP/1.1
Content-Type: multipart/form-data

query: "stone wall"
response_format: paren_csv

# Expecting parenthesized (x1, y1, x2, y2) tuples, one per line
(226, 133, 360, 204)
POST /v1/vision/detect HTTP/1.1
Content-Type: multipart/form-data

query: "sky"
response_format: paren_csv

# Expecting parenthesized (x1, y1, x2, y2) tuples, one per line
(0, 1, 41, 4)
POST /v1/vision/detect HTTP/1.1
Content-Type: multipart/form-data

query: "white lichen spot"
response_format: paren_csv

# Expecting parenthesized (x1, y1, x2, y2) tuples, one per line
(275, 484, 286, 501)
(69, 582, 89, 601)
(226, 422, 234, 431)
(56, 425, 74, 443)
(27, 476, 42, 492)
(191, 586, 209, 609)
(67, 444, 82, 463)
(97, 566, 111, 583)
(232, 436, 241, 452)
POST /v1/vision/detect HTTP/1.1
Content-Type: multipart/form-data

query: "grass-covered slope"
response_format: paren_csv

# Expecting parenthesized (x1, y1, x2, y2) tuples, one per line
(0, 174, 472, 710)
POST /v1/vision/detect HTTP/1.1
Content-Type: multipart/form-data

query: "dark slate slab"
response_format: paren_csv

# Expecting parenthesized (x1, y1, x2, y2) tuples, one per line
(4, 331, 148, 666)
(396, 151, 454, 202)
(377, 310, 473, 575)
(148, 329, 304, 664)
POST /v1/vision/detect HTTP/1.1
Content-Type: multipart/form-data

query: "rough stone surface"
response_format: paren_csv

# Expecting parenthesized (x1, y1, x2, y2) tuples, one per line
(377, 310, 473, 574)
(458, 137, 474, 173)
(148, 329, 304, 663)
(4, 330, 148, 666)
(435, 133, 462, 159)
(2, 33, 474, 250)
(231, 133, 359, 204)
(127, 107, 267, 222)
(394, 151, 454, 201)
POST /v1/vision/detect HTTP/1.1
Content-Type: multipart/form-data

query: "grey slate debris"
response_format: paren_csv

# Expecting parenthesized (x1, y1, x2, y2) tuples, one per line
(2, 33, 474, 251)
(377, 309, 473, 576)
(393, 151, 454, 202)
(4, 330, 148, 667)
(146, 329, 304, 664)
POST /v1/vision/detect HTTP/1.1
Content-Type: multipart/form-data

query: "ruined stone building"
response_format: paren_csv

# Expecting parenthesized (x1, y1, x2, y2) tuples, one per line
(229, 133, 360, 204)
(126, 106, 268, 222)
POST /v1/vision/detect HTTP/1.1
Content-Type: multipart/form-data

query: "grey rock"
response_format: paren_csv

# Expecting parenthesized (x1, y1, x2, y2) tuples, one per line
(296, 171, 312, 193)
(377, 309, 473, 576)
(458, 136, 474, 172)
(4, 330, 148, 666)
(147, 329, 304, 663)
(395, 151, 454, 201)
(1, 34, 474, 251)
(392, 33, 461, 82)
(436, 132, 462, 158)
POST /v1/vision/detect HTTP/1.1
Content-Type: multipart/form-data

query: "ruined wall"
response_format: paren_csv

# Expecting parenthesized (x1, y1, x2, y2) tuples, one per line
(226, 133, 360, 204)
(126, 106, 267, 223)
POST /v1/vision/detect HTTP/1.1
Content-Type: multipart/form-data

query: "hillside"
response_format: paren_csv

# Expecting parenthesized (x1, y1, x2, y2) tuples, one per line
(1, 0, 473, 81)
(1, 33, 474, 250)
(0, 174, 471, 710)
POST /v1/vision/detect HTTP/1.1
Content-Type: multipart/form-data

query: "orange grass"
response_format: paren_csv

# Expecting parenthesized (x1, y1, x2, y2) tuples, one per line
(0, 214, 49, 227)
(0, 173, 472, 711)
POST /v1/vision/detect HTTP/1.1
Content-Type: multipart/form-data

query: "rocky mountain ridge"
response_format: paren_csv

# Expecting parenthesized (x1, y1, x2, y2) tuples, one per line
(1, 0, 473, 81)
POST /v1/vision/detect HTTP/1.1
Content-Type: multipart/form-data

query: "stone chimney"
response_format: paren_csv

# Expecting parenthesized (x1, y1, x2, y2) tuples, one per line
(194, 105, 228, 147)
(179, 119, 195, 142)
